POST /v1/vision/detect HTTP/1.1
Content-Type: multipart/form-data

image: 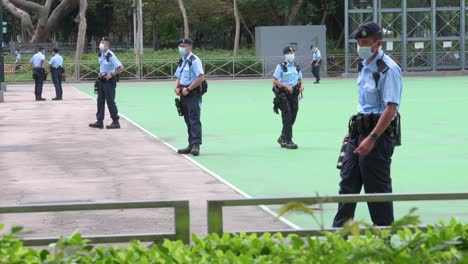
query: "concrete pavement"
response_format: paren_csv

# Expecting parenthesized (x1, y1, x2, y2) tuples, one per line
(0, 83, 290, 241)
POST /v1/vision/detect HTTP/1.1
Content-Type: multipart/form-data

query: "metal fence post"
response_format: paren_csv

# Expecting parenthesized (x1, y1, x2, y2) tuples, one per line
(174, 201, 190, 244)
(207, 201, 223, 235)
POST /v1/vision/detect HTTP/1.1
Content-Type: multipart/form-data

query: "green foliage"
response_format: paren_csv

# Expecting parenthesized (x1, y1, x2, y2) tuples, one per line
(1, 210, 467, 263)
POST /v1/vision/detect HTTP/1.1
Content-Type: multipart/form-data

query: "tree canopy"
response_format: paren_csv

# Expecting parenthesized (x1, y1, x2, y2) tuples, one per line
(2, 0, 345, 49)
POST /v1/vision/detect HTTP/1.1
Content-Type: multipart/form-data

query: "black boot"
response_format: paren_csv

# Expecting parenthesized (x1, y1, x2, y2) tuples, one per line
(106, 121, 121, 129)
(277, 135, 285, 146)
(89, 121, 104, 129)
(190, 144, 200, 156)
(35, 96, 46, 101)
(52, 96, 62, 100)
(282, 141, 298, 149)
(177, 145, 192, 154)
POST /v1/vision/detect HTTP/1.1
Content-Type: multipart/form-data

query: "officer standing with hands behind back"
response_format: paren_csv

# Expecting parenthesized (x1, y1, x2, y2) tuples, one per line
(332, 21, 402, 228)
(30, 47, 46, 101)
(272, 46, 304, 149)
(49, 48, 64, 100)
(89, 37, 124, 129)
(174, 38, 205, 156)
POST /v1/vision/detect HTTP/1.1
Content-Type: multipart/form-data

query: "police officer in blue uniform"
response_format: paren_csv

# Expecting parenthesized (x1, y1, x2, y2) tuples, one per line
(272, 46, 304, 149)
(89, 37, 124, 129)
(332, 22, 402, 228)
(310, 45, 321, 84)
(174, 38, 205, 156)
(30, 47, 46, 101)
(48, 48, 64, 100)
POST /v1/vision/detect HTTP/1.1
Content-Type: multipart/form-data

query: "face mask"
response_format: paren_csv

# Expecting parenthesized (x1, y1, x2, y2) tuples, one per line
(99, 43, 106, 51)
(357, 42, 377, 60)
(285, 54, 295, 63)
(178, 47, 187, 56)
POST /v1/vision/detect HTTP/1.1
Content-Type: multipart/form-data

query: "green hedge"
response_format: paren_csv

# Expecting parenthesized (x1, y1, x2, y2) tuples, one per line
(1, 211, 467, 263)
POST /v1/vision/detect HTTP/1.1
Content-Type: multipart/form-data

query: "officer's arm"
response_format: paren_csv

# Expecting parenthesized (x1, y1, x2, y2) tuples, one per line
(111, 65, 124, 77)
(273, 78, 288, 89)
(188, 74, 205, 91)
(369, 103, 398, 139)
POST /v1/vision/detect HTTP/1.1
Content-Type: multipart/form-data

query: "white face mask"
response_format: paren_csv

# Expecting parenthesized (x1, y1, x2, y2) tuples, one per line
(285, 54, 295, 63)
(99, 43, 106, 51)
(357, 42, 377, 60)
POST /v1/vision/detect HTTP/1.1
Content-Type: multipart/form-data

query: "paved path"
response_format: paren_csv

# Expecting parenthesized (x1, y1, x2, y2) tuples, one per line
(0, 83, 289, 241)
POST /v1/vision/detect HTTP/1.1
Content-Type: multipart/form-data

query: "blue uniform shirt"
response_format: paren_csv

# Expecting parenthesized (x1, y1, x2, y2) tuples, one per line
(273, 62, 302, 87)
(174, 52, 204, 86)
(30, 52, 45, 67)
(357, 50, 402, 114)
(312, 49, 321, 61)
(48, 54, 64, 68)
(99, 50, 122, 74)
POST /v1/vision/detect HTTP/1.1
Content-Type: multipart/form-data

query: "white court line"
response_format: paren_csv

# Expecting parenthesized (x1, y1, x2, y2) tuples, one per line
(73, 85, 301, 231)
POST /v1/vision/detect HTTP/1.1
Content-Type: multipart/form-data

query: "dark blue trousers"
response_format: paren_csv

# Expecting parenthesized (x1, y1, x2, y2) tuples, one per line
(332, 133, 395, 227)
(96, 78, 119, 122)
(280, 93, 299, 142)
(51, 69, 63, 97)
(33, 68, 45, 97)
(181, 94, 202, 145)
(312, 61, 321, 82)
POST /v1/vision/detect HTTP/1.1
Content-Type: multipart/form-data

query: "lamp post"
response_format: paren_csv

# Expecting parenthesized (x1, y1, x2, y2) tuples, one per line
(0, 2, 6, 99)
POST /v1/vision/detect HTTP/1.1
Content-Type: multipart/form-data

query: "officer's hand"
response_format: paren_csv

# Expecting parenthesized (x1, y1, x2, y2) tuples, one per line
(105, 73, 113, 80)
(354, 136, 375, 156)
(299, 85, 304, 93)
(285, 85, 293, 94)
(175, 87, 181, 96)
(181, 88, 190, 96)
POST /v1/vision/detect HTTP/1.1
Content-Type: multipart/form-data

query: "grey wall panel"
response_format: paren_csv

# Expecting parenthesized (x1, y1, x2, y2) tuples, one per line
(255, 25, 327, 77)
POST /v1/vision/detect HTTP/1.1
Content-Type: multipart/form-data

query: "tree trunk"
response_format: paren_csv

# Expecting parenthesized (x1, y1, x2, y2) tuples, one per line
(152, 17, 158, 51)
(239, 13, 254, 46)
(287, 0, 305, 25)
(74, 0, 87, 80)
(233, 0, 240, 56)
(135, 0, 143, 79)
(4, 0, 79, 43)
(2, 0, 35, 41)
(178, 0, 189, 38)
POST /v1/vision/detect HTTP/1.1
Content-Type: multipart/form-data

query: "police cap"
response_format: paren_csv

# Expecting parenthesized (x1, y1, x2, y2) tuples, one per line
(349, 21, 382, 39)
(101, 36, 111, 42)
(283, 46, 295, 54)
(178, 38, 193, 46)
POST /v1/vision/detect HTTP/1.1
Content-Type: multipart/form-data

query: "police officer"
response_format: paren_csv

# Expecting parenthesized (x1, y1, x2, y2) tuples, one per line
(310, 45, 321, 84)
(332, 21, 402, 228)
(174, 38, 205, 156)
(89, 37, 124, 129)
(48, 48, 64, 100)
(30, 47, 46, 101)
(272, 46, 304, 149)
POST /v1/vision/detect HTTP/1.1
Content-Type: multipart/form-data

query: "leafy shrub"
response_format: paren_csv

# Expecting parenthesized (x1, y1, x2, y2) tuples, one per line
(1, 209, 467, 263)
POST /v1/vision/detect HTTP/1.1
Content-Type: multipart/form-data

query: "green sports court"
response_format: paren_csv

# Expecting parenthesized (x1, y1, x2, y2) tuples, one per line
(77, 76, 468, 229)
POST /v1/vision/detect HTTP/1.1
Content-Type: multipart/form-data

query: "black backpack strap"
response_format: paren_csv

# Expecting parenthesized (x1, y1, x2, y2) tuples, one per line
(373, 55, 389, 85)
(279, 62, 288, 72)
(294, 62, 301, 72)
(188, 55, 196, 67)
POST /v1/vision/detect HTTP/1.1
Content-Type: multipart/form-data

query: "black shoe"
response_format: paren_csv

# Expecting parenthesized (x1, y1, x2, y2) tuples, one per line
(282, 141, 298, 149)
(106, 121, 120, 129)
(191, 144, 200, 156)
(314, 81, 320, 84)
(89, 121, 104, 129)
(177, 145, 192, 154)
(277, 135, 285, 145)
(52, 97, 62, 100)
(35, 97, 46, 101)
